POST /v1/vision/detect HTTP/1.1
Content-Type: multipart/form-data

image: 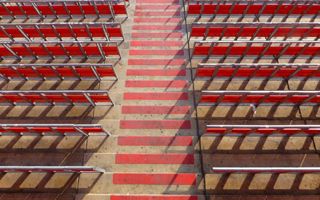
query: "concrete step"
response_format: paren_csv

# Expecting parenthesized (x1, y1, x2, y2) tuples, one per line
(127, 69, 187, 77)
(84, 136, 196, 153)
(113, 172, 198, 185)
(125, 80, 188, 89)
(131, 32, 183, 39)
(134, 11, 181, 17)
(128, 58, 186, 67)
(132, 23, 182, 32)
(131, 40, 183, 47)
(76, 194, 205, 200)
(123, 92, 189, 101)
(113, 128, 195, 136)
(136, 5, 181, 11)
(77, 173, 202, 194)
(134, 18, 182, 24)
(122, 105, 191, 115)
(129, 49, 184, 56)
(83, 153, 198, 172)
(136, 0, 180, 4)
(120, 120, 191, 129)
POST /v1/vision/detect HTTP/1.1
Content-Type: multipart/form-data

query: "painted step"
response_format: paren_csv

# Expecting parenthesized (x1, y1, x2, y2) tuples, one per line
(134, 18, 182, 24)
(131, 41, 183, 47)
(133, 25, 181, 31)
(135, 11, 180, 17)
(122, 105, 190, 114)
(118, 136, 194, 146)
(136, 0, 180, 3)
(77, 174, 198, 194)
(124, 92, 188, 100)
(125, 80, 187, 88)
(132, 32, 183, 39)
(78, 194, 204, 200)
(113, 173, 197, 185)
(136, 5, 181, 10)
(128, 59, 185, 66)
(120, 120, 191, 129)
(129, 50, 184, 56)
(115, 153, 194, 164)
(127, 69, 186, 76)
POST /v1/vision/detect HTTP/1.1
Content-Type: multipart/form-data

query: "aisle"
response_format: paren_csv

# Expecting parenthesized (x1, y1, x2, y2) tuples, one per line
(112, 0, 203, 198)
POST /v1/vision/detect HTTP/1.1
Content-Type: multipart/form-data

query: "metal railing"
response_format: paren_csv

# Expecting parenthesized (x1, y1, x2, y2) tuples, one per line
(0, 124, 110, 136)
(0, 90, 113, 106)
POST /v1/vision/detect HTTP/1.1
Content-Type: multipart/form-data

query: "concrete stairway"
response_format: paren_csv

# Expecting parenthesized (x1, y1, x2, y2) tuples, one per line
(76, 0, 204, 199)
(112, 0, 202, 198)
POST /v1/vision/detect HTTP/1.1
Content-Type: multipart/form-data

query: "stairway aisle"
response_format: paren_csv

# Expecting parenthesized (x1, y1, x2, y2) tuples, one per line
(112, 0, 204, 198)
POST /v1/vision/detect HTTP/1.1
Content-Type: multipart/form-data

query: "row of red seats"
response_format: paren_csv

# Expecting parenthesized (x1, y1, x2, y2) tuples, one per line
(191, 23, 320, 39)
(0, 42, 120, 58)
(193, 41, 320, 57)
(0, 23, 124, 41)
(200, 91, 320, 104)
(0, 64, 116, 80)
(196, 64, 320, 78)
(0, 2, 127, 18)
(0, 90, 112, 106)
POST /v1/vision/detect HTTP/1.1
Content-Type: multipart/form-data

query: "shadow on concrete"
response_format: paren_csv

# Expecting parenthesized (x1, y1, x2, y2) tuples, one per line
(0, 105, 112, 120)
(0, 171, 103, 193)
(0, 135, 108, 153)
(205, 172, 320, 195)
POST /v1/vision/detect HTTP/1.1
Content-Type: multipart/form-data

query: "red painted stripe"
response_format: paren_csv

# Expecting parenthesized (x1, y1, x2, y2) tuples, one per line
(123, 92, 188, 100)
(115, 153, 194, 164)
(125, 80, 187, 88)
(136, 5, 181, 10)
(134, 18, 182, 23)
(132, 32, 183, 39)
(113, 173, 196, 185)
(122, 106, 190, 114)
(111, 195, 198, 200)
(132, 25, 181, 31)
(136, 0, 179, 3)
(135, 11, 180, 17)
(127, 69, 186, 76)
(118, 136, 194, 146)
(128, 59, 185, 66)
(131, 41, 183, 47)
(129, 50, 184, 56)
(120, 120, 191, 129)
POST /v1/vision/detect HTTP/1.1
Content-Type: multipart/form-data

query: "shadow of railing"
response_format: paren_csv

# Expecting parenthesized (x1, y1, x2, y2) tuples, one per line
(201, 135, 318, 154)
(206, 172, 320, 195)
(0, 135, 108, 153)
(0, 171, 103, 193)
(0, 105, 112, 120)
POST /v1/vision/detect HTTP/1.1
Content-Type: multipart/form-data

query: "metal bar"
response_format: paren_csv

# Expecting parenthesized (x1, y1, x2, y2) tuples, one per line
(207, 124, 320, 129)
(0, 63, 113, 68)
(189, 0, 319, 3)
(212, 167, 320, 173)
(0, 0, 124, 2)
(0, 166, 105, 173)
(198, 63, 320, 67)
(202, 90, 320, 95)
